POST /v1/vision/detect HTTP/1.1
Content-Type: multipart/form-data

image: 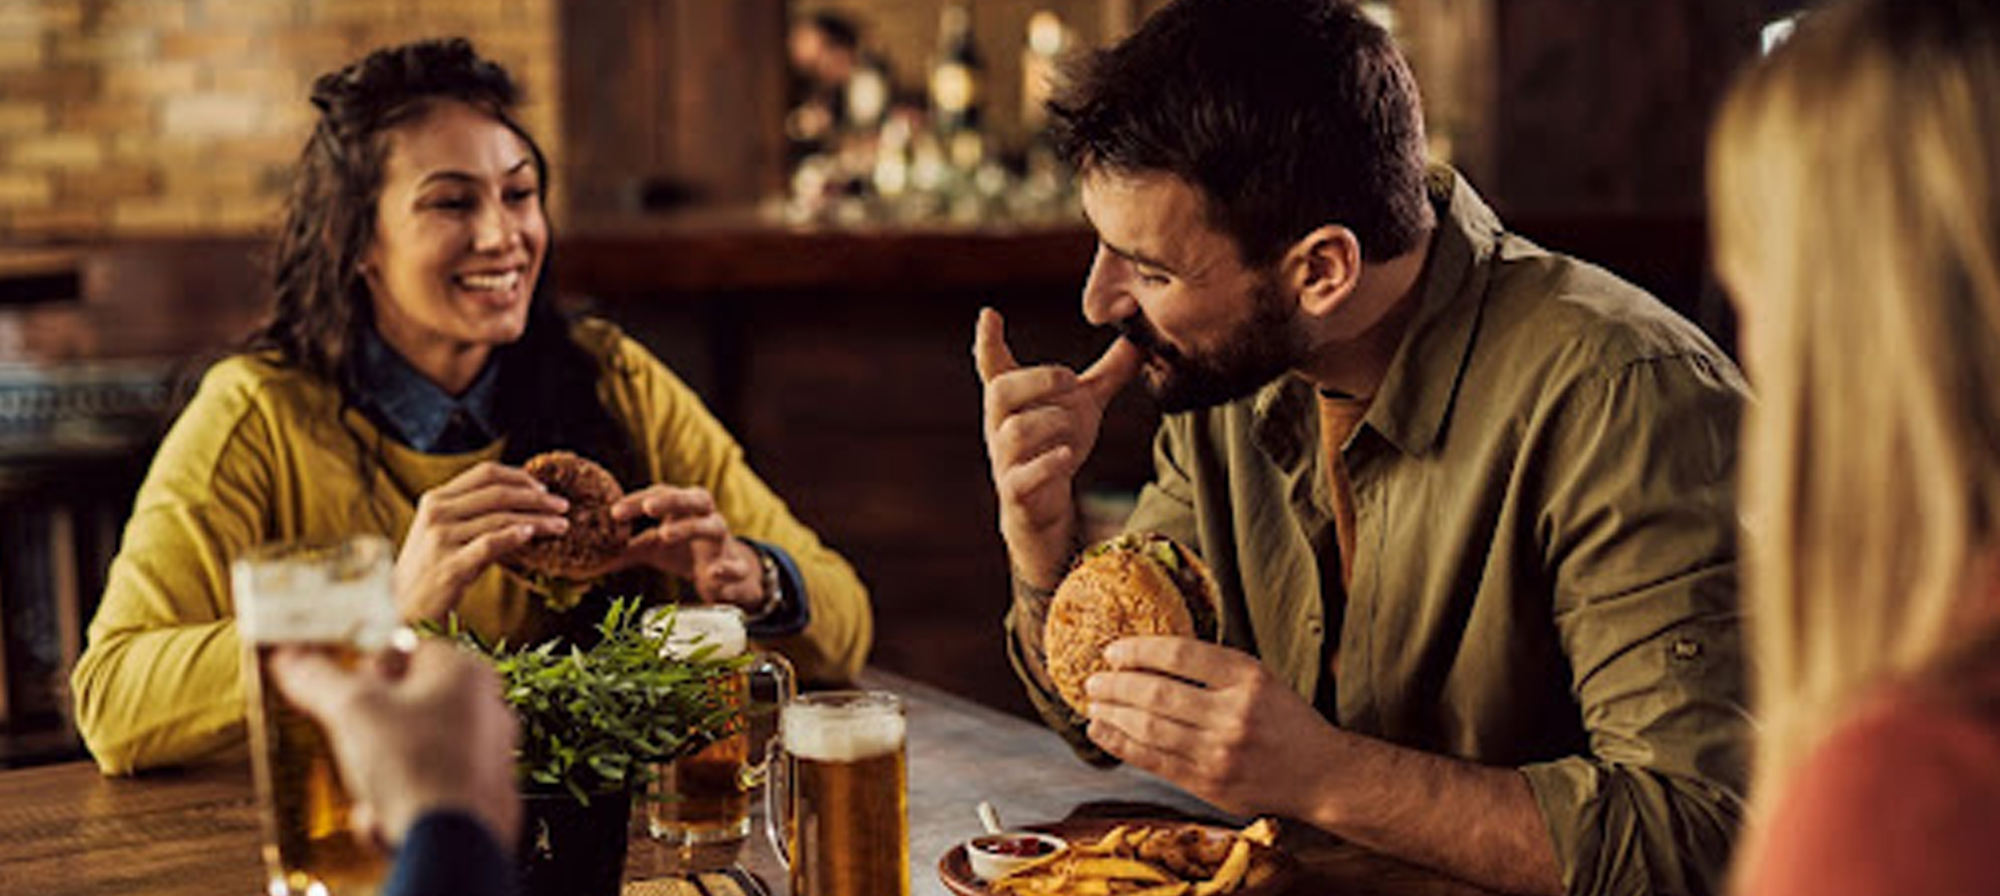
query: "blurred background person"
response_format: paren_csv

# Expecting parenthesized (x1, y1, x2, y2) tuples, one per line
(1708, 0, 2000, 893)
(268, 639, 521, 896)
(70, 38, 871, 775)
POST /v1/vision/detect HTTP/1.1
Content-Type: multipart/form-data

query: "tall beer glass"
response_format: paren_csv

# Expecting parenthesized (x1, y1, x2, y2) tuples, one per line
(645, 604, 794, 871)
(765, 691, 909, 896)
(235, 535, 404, 896)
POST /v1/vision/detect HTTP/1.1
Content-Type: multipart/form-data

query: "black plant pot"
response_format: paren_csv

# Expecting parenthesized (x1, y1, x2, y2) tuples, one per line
(517, 789, 633, 896)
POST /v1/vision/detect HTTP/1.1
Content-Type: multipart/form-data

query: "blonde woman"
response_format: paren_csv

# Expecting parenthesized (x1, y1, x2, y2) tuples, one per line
(1709, 0, 2000, 892)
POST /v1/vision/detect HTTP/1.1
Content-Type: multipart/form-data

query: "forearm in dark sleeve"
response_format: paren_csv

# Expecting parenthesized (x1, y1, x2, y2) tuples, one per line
(385, 810, 519, 896)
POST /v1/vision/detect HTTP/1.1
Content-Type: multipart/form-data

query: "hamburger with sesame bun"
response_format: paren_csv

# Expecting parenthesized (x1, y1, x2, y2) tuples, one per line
(1044, 532, 1222, 714)
(506, 450, 629, 586)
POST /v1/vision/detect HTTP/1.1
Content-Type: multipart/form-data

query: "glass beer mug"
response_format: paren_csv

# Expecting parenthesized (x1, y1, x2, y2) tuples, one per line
(234, 535, 407, 896)
(645, 604, 796, 871)
(764, 691, 910, 896)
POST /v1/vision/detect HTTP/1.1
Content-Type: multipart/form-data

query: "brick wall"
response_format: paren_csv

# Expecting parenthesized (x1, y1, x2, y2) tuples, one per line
(0, 0, 559, 238)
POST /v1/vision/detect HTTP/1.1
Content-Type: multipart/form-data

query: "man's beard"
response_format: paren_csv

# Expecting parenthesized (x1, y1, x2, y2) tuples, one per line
(1120, 274, 1307, 414)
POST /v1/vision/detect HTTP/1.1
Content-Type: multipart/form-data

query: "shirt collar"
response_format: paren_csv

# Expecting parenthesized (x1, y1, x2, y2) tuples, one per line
(355, 328, 502, 453)
(1252, 165, 1499, 463)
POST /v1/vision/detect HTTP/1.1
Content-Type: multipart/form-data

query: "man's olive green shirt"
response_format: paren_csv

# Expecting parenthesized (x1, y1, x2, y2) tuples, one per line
(1008, 170, 1750, 896)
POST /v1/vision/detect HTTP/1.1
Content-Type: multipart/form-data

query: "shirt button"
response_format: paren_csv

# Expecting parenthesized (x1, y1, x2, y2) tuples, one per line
(1671, 638, 1702, 661)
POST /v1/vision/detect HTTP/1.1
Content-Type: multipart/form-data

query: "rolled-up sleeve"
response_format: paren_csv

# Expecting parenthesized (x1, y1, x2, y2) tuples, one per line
(1525, 351, 1752, 896)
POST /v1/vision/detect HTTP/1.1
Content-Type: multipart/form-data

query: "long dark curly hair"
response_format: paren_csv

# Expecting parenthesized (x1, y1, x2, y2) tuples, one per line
(248, 37, 635, 486)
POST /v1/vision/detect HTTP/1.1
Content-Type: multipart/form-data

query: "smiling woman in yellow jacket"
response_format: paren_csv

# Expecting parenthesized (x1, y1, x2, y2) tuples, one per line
(70, 39, 871, 775)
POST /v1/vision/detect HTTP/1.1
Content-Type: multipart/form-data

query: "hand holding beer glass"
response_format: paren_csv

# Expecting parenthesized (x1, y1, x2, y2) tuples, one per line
(646, 604, 795, 871)
(765, 691, 911, 896)
(236, 536, 409, 896)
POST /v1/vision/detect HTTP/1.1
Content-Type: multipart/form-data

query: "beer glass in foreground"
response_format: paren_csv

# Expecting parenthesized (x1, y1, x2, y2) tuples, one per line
(766, 691, 910, 896)
(236, 536, 405, 896)
(646, 605, 795, 871)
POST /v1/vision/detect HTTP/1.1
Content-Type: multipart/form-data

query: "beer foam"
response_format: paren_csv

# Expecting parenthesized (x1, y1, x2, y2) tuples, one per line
(652, 605, 748, 660)
(782, 703, 906, 762)
(235, 538, 400, 648)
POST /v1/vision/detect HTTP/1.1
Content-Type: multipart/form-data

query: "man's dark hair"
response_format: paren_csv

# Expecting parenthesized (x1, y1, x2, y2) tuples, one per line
(1050, 0, 1433, 267)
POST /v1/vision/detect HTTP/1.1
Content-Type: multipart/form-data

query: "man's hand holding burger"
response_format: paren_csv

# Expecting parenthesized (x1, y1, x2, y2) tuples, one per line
(1085, 636, 1343, 823)
(1042, 532, 1340, 820)
(973, 307, 1143, 589)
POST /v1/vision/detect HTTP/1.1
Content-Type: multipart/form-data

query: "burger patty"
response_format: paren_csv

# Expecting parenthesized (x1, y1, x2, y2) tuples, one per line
(507, 450, 628, 581)
(1158, 539, 1219, 642)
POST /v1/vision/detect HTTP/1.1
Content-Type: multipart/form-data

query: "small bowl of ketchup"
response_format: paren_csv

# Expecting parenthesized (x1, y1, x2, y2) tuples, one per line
(965, 831, 1068, 881)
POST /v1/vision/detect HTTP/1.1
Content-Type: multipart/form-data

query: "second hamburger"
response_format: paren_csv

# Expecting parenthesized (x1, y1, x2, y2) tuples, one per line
(1043, 532, 1222, 714)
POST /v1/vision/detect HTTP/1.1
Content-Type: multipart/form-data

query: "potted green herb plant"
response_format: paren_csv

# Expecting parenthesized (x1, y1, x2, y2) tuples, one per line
(449, 599, 746, 896)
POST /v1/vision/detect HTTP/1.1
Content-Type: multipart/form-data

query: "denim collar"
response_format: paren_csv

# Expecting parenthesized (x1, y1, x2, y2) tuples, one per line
(355, 328, 501, 453)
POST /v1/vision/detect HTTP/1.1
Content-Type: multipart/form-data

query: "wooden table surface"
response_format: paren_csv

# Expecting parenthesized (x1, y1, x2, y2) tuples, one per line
(0, 671, 1490, 896)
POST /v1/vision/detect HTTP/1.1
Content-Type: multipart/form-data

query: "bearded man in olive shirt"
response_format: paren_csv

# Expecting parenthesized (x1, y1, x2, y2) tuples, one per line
(972, 2, 1750, 895)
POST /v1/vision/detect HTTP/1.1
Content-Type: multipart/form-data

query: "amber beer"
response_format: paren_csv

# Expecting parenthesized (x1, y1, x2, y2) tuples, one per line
(650, 673, 751, 840)
(647, 605, 794, 869)
(235, 536, 403, 896)
(776, 692, 909, 896)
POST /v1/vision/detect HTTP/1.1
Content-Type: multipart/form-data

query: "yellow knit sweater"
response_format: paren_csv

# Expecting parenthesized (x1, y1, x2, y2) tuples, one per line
(71, 319, 872, 774)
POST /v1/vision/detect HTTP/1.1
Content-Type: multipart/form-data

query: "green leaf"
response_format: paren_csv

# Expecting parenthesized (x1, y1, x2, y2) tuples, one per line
(443, 598, 750, 800)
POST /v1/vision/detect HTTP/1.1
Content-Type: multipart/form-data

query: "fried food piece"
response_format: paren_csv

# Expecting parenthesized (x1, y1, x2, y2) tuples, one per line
(1192, 839, 1252, 896)
(1238, 818, 1280, 847)
(1068, 857, 1174, 883)
(993, 821, 1283, 896)
(1124, 885, 1193, 896)
(1136, 825, 1217, 879)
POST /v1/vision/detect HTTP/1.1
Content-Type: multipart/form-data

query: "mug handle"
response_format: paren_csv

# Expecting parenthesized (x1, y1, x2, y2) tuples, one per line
(762, 732, 792, 870)
(739, 651, 796, 791)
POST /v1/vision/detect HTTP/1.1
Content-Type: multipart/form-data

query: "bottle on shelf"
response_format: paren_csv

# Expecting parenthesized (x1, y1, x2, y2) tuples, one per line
(929, 0, 985, 170)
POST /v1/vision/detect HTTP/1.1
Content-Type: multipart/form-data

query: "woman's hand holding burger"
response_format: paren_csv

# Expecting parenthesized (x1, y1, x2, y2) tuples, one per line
(610, 485, 770, 611)
(395, 460, 571, 622)
(507, 452, 770, 610)
(414, 451, 768, 613)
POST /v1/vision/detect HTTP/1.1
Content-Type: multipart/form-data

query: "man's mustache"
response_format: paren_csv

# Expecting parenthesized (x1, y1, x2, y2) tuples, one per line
(1113, 314, 1166, 355)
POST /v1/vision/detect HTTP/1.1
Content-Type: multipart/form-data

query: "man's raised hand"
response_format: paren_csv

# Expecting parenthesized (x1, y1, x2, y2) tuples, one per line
(973, 307, 1143, 588)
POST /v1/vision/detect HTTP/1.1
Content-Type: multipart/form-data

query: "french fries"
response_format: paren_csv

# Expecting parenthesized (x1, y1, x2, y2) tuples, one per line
(989, 818, 1283, 896)
(1190, 840, 1250, 896)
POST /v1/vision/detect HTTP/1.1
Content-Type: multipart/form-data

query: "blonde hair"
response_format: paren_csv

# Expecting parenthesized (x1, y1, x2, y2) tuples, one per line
(1709, 0, 2000, 852)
